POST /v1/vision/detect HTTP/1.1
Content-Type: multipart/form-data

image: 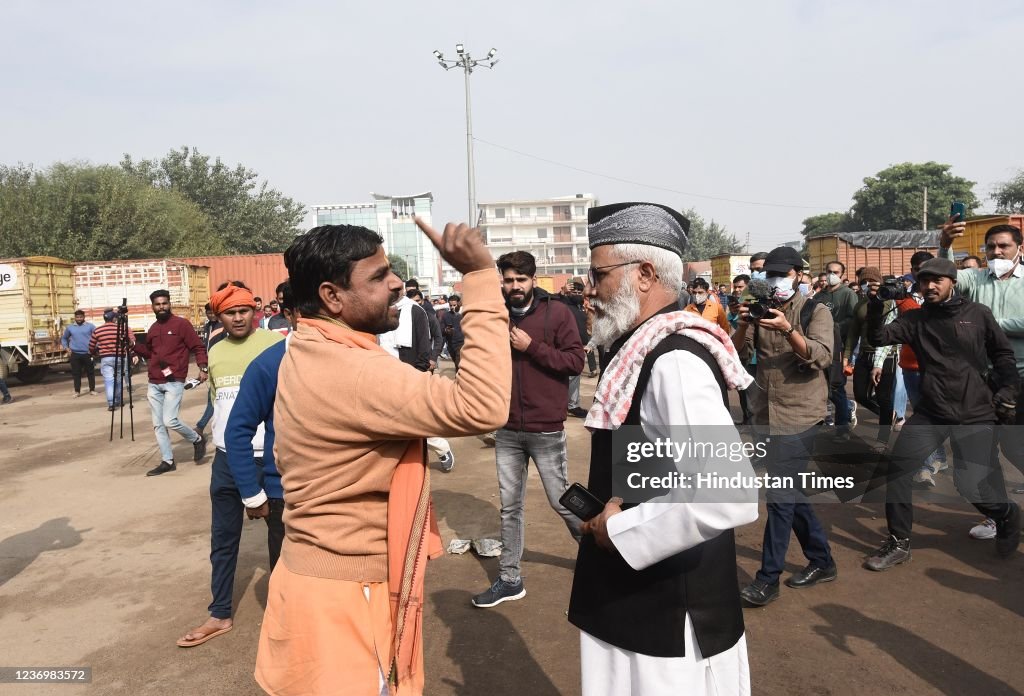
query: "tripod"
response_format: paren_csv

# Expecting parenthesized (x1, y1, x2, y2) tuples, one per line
(110, 299, 135, 441)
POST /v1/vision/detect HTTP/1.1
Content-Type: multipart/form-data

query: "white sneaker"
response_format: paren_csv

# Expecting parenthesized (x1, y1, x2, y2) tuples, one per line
(913, 468, 935, 486)
(73, 392, 82, 398)
(930, 459, 949, 474)
(969, 518, 997, 540)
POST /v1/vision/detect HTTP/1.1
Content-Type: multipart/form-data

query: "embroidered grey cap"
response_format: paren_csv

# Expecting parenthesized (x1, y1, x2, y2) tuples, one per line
(587, 202, 691, 258)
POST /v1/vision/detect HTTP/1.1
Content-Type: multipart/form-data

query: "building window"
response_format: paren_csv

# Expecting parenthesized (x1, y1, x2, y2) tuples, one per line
(554, 226, 571, 243)
(519, 207, 530, 218)
(537, 228, 547, 239)
(535, 207, 547, 218)
(494, 208, 505, 219)
(575, 204, 585, 218)
(553, 204, 571, 221)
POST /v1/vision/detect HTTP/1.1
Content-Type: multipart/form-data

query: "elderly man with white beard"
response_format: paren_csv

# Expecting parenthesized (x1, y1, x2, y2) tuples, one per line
(567, 202, 759, 696)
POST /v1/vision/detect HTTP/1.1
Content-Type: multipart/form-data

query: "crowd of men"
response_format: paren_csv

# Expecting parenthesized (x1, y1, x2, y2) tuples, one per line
(10, 203, 1021, 695)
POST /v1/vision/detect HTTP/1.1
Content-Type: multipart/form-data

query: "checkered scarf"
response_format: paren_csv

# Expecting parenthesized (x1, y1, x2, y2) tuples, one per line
(585, 310, 754, 431)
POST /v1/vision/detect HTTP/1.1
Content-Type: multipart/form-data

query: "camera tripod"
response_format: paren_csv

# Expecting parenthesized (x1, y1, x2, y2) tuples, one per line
(110, 299, 135, 442)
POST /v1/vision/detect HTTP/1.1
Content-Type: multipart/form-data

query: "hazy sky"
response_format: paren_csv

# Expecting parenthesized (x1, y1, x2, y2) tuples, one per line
(4, 1, 1023, 251)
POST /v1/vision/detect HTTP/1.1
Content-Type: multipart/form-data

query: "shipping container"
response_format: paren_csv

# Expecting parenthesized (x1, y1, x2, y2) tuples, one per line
(682, 261, 712, 283)
(951, 215, 1024, 263)
(74, 260, 210, 334)
(711, 255, 752, 287)
(0, 256, 76, 382)
(807, 231, 937, 278)
(174, 253, 288, 305)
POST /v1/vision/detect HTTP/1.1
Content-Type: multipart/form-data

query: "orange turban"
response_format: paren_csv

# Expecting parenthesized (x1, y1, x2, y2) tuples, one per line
(210, 285, 256, 314)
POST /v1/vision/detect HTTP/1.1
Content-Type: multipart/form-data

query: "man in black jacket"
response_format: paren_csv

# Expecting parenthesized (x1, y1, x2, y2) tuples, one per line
(559, 279, 592, 417)
(864, 257, 1021, 571)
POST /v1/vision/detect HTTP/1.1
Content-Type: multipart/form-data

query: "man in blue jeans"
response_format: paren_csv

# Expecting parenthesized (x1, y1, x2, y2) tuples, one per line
(472, 251, 585, 608)
(134, 289, 209, 477)
(733, 246, 838, 607)
(89, 309, 135, 410)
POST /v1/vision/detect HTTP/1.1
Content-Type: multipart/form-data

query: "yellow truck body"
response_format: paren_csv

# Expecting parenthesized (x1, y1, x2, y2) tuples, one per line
(0, 256, 76, 381)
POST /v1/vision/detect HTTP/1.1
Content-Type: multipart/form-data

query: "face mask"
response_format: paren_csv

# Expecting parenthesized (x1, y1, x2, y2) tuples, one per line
(751, 270, 767, 280)
(769, 276, 796, 302)
(990, 252, 1021, 278)
(692, 293, 707, 303)
(860, 282, 870, 293)
(827, 273, 841, 286)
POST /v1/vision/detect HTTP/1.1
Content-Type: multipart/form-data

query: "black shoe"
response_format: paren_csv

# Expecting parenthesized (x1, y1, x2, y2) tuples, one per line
(472, 578, 526, 608)
(1, 395, 12, 405)
(146, 461, 176, 477)
(740, 579, 779, 607)
(193, 433, 207, 462)
(863, 536, 911, 571)
(568, 407, 588, 418)
(785, 563, 838, 588)
(996, 502, 1021, 557)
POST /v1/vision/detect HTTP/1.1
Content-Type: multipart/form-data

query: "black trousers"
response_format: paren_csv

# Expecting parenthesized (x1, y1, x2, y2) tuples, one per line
(586, 349, 598, 373)
(448, 342, 462, 371)
(209, 449, 285, 619)
(69, 352, 95, 393)
(738, 362, 756, 422)
(853, 351, 898, 440)
(885, 412, 1010, 540)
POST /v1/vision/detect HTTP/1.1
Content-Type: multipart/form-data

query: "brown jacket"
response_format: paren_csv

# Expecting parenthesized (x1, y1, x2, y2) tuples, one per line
(738, 293, 833, 430)
(273, 269, 512, 582)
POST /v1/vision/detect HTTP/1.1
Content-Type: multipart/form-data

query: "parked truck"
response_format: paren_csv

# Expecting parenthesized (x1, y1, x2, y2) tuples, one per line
(807, 230, 937, 277)
(74, 259, 210, 336)
(0, 256, 76, 383)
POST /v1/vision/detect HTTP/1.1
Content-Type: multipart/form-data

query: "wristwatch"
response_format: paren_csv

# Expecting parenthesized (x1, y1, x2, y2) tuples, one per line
(199, 366, 209, 373)
(779, 327, 795, 338)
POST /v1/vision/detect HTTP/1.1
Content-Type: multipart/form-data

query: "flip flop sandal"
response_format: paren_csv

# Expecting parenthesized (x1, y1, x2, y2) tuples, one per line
(176, 623, 232, 648)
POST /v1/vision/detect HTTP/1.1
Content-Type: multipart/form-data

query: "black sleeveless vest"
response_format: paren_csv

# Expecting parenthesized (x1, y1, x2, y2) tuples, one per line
(567, 312, 746, 659)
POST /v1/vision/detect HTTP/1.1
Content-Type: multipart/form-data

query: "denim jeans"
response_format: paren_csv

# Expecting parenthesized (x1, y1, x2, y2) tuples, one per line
(147, 381, 199, 463)
(755, 426, 834, 585)
(0, 378, 9, 399)
(568, 375, 581, 410)
(893, 366, 907, 420)
(496, 428, 582, 583)
(99, 356, 127, 406)
(196, 393, 214, 431)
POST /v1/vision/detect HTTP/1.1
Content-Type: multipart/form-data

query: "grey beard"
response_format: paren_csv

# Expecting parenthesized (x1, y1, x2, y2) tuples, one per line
(590, 278, 641, 349)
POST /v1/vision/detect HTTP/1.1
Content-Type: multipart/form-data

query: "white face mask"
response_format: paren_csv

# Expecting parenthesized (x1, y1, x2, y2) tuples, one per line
(860, 282, 870, 293)
(692, 292, 707, 303)
(990, 252, 1021, 278)
(769, 276, 796, 302)
(827, 273, 842, 286)
(750, 270, 767, 280)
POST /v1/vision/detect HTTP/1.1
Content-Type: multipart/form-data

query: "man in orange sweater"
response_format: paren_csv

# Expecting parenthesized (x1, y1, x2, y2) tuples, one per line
(255, 219, 511, 696)
(683, 277, 731, 333)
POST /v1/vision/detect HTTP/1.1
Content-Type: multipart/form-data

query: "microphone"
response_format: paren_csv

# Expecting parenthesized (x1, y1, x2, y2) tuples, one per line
(747, 278, 774, 301)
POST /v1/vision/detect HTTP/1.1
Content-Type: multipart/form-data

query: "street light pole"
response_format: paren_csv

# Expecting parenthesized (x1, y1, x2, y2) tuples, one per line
(433, 44, 499, 225)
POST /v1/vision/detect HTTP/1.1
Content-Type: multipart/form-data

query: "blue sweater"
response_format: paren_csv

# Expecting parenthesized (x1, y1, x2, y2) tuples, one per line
(62, 322, 96, 353)
(225, 341, 285, 501)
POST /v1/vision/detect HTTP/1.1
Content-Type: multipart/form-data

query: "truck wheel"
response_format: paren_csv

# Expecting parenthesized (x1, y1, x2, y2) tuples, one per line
(15, 365, 48, 384)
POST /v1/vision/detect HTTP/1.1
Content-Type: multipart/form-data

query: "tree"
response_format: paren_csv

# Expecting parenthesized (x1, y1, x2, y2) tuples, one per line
(679, 207, 742, 262)
(799, 211, 857, 239)
(850, 162, 978, 231)
(992, 170, 1024, 213)
(121, 146, 306, 254)
(389, 254, 411, 280)
(0, 162, 220, 260)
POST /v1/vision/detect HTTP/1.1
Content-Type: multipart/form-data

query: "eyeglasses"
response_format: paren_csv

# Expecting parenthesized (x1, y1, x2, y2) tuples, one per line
(587, 261, 642, 287)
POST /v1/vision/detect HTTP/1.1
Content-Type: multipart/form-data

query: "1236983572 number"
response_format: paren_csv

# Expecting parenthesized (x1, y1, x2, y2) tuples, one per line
(0, 667, 92, 683)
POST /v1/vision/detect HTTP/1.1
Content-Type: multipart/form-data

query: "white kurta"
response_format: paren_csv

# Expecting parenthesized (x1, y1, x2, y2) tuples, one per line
(581, 349, 758, 696)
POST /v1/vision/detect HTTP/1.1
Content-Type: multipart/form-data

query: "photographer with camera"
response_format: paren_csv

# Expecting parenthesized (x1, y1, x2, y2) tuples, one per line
(732, 246, 838, 606)
(938, 219, 1024, 539)
(863, 257, 1021, 570)
(844, 267, 899, 442)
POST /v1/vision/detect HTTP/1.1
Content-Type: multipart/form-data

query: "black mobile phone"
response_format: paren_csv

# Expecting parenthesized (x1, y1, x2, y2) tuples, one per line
(950, 201, 966, 222)
(559, 483, 605, 521)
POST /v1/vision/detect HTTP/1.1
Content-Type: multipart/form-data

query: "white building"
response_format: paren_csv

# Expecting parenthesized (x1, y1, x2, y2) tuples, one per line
(312, 192, 443, 293)
(478, 193, 598, 277)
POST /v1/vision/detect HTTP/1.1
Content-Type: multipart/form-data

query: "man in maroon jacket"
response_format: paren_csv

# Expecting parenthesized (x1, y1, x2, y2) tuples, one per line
(134, 289, 210, 477)
(472, 251, 586, 608)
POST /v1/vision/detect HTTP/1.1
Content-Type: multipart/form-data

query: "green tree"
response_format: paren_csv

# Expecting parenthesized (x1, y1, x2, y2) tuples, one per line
(121, 146, 306, 254)
(850, 162, 979, 231)
(992, 169, 1024, 213)
(389, 254, 411, 280)
(0, 162, 219, 260)
(799, 211, 857, 238)
(679, 207, 742, 261)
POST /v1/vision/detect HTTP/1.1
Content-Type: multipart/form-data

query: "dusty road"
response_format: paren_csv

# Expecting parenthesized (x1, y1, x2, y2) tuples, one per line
(1, 365, 1022, 696)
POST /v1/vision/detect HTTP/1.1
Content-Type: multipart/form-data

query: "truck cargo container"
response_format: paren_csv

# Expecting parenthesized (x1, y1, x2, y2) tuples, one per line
(74, 260, 210, 335)
(174, 253, 288, 305)
(807, 231, 937, 277)
(0, 256, 76, 383)
(950, 215, 1024, 264)
(683, 261, 712, 283)
(711, 254, 752, 287)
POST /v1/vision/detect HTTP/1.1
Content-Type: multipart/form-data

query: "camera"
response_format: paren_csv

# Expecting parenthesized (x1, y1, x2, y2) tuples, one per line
(747, 300, 775, 321)
(877, 276, 908, 302)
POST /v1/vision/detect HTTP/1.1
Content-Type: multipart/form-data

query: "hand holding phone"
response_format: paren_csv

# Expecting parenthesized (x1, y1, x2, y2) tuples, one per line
(559, 482, 605, 521)
(941, 202, 968, 248)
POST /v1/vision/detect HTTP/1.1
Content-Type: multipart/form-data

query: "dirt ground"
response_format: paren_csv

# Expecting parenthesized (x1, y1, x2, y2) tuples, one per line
(1, 364, 1022, 696)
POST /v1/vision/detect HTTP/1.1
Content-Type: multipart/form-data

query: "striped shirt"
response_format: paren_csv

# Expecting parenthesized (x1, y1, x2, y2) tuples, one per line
(89, 322, 134, 357)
